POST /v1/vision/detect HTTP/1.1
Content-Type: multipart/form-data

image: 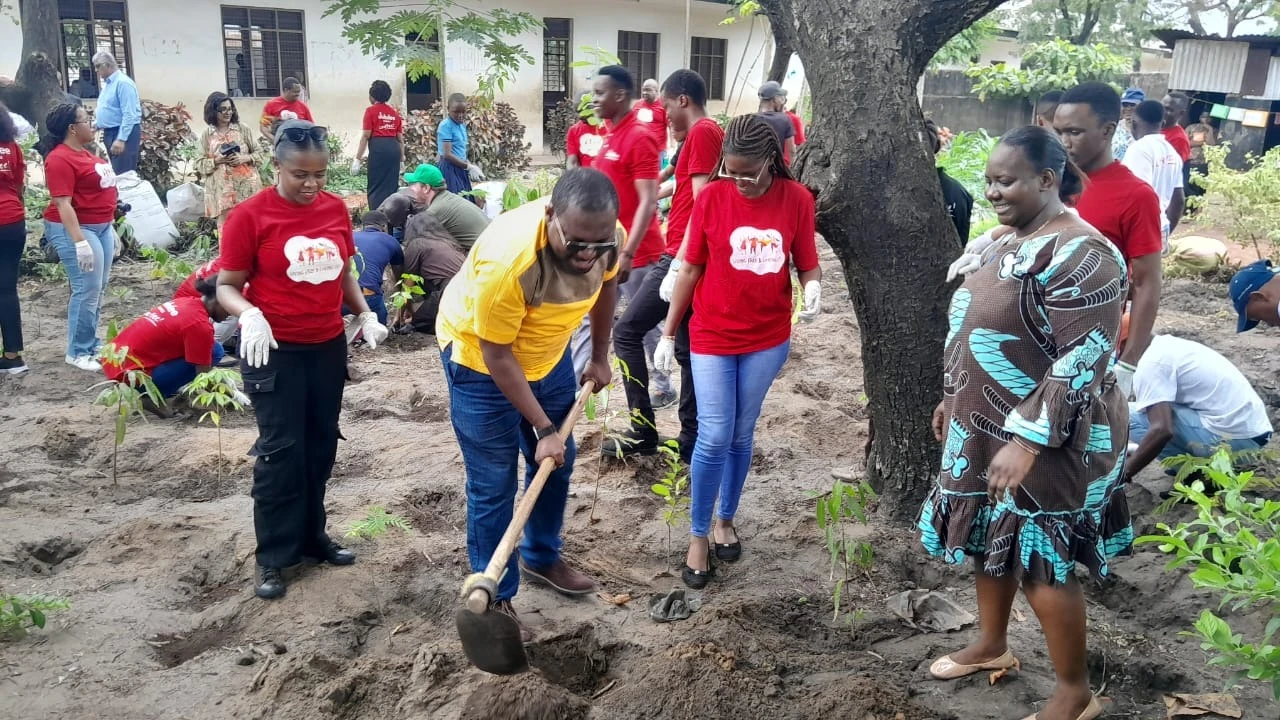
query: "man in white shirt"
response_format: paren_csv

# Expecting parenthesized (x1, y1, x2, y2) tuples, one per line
(1122, 99, 1185, 251)
(1124, 330, 1272, 483)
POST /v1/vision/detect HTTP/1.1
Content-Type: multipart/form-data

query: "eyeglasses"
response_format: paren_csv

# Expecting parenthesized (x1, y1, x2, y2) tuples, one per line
(218, 106, 234, 113)
(275, 125, 329, 145)
(553, 217, 618, 256)
(717, 161, 770, 184)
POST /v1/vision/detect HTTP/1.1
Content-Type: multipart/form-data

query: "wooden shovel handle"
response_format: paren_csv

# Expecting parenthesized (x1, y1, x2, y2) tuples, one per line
(465, 380, 597, 613)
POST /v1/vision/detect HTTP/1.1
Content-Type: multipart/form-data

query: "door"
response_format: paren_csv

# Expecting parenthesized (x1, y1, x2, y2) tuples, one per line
(543, 18, 572, 148)
(406, 31, 441, 112)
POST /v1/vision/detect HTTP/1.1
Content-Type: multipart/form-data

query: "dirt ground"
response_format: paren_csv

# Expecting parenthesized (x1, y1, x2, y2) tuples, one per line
(1, 235, 1277, 720)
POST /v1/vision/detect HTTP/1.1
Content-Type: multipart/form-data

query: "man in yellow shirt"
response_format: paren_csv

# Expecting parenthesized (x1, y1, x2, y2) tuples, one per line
(436, 168, 619, 641)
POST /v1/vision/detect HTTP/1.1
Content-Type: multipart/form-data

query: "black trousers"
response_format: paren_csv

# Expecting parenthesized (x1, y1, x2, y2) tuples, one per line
(0, 220, 24, 354)
(366, 136, 402, 213)
(613, 254, 697, 445)
(243, 333, 347, 568)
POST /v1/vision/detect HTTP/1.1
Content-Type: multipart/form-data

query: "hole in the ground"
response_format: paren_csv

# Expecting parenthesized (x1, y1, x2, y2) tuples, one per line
(524, 625, 612, 696)
(148, 623, 238, 668)
(401, 487, 465, 533)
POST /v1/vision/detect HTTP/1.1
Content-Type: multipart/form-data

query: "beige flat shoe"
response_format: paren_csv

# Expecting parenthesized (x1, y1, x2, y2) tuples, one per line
(928, 648, 1020, 680)
(1021, 695, 1105, 720)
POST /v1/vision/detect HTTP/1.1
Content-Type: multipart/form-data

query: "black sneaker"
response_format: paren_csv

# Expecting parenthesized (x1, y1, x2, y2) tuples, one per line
(255, 566, 286, 600)
(650, 389, 678, 409)
(0, 356, 28, 375)
(601, 427, 660, 458)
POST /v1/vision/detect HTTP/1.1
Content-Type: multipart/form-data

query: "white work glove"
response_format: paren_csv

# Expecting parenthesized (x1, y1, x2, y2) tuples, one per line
(654, 336, 676, 375)
(238, 307, 277, 369)
(797, 280, 822, 323)
(1114, 361, 1136, 400)
(357, 311, 389, 350)
(946, 229, 997, 283)
(659, 258, 682, 302)
(75, 240, 95, 272)
(230, 389, 252, 408)
(349, 158, 361, 175)
(467, 163, 486, 182)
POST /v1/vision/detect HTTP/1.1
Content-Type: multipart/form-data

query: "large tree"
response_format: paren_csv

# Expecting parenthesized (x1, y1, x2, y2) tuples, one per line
(1181, 0, 1275, 36)
(1, 0, 68, 133)
(1010, 0, 1154, 46)
(758, 0, 1005, 519)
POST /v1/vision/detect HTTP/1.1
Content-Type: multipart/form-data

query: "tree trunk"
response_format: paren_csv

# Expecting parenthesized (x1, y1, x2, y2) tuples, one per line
(8, 0, 67, 133)
(760, 0, 1005, 520)
(760, 5, 794, 84)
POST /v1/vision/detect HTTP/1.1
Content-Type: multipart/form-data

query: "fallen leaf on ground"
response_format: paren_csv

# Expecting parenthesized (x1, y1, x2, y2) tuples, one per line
(1012, 607, 1025, 622)
(596, 592, 631, 606)
(1163, 693, 1241, 718)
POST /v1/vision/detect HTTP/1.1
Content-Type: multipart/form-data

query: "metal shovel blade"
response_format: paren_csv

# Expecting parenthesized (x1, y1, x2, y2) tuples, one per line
(455, 607, 529, 675)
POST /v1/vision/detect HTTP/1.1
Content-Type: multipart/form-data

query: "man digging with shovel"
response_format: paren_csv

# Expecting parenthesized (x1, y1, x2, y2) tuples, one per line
(436, 168, 620, 647)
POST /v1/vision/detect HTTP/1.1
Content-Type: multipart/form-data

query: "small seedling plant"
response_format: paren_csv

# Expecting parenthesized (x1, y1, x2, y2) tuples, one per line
(1137, 447, 1280, 700)
(389, 273, 425, 312)
(345, 506, 411, 540)
(184, 369, 248, 483)
(91, 344, 164, 486)
(1, 594, 70, 640)
(651, 440, 690, 567)
(814, 479, 877, 622)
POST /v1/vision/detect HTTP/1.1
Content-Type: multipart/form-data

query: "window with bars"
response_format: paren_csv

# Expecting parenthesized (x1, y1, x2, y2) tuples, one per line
(543, 19, 571, 93)
(221, 6, 308, 99)
(690, 36, 727, 101)
(617, 31, 658, 96)
(58, 0, 131, 99)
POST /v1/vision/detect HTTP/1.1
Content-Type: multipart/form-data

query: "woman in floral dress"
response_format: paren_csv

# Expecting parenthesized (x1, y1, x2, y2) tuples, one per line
(196, 92, 263, 227)
(918, 126, 1131, 720)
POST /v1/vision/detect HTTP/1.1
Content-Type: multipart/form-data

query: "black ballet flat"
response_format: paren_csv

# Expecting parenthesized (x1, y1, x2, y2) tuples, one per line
(681, 563, 714, 589)
(713, 526, 741, 562)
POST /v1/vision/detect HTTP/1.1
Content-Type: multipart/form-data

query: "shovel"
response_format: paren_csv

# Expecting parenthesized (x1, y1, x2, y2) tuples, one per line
(455, 380, 597, 675)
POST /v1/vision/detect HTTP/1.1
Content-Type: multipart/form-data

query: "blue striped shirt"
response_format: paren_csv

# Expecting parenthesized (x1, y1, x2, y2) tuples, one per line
(94, 71, 141, 143)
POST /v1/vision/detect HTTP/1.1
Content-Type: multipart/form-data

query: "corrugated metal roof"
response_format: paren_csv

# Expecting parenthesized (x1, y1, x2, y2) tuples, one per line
(1168, 39, 1249, 93)
(1153, 28, 1280, 49)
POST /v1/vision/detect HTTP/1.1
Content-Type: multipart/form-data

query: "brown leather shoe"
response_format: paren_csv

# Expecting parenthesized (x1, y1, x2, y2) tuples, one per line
(492, 599, 533, 644)
(519, 559, 596, 596)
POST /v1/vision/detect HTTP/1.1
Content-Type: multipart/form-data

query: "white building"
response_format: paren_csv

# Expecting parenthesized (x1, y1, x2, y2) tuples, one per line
(0, 0, 773, 154)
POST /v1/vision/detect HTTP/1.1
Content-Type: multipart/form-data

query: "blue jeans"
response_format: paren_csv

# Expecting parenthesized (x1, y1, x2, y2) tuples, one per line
(343, 293, 387, 325)
(102, 126, 141, 175)
(46, 220, 114, 358)
(150, 343, 225, 397)
(442, 344, 578, 602)
(1129, 402, 1269, 460)
(689, 339, 790, 537)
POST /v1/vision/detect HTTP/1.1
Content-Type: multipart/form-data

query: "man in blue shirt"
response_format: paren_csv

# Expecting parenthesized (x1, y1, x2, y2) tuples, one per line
(349, 211, 404, 325)
(436, 93, 484, 201)
(91, 51, 142, 174)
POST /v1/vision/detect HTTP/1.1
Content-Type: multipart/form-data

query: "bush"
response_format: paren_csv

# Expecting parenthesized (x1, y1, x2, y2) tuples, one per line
(1191, 144, 1280, 260)
(401, 97, 530, 179)
(138, 100, 195, 195)
(546, 97, 580, 157)
(966, 39, 1132, 101)
(936, 130, 998, 240)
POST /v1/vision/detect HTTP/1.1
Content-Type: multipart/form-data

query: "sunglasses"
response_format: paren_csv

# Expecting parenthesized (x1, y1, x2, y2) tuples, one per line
(218, 105, 235, 113)
(717, 161, 770, 184)
(554, 217, 618, 256)
(275, 125, 329, 145)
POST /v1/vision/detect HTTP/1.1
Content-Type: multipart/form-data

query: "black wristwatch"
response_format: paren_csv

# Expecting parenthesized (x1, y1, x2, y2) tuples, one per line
(533, 424, 557, 441)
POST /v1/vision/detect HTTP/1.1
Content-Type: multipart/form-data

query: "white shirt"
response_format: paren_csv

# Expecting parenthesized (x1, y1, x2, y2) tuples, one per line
(1133, 335, 1272, 439)
(10, 112, 34, 140)
(1122, 134, 1183, 236)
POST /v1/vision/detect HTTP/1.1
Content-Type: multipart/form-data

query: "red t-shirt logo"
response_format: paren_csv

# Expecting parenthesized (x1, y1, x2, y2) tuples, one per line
(729, 226, 786, 275)
(285, 235, 345, 284)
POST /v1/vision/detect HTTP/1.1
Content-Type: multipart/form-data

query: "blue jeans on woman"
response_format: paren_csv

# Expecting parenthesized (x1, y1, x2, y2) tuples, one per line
(150, 343, 225, 398)
(46, 220, 114, 358)
(441, 344, 579, 602)
(689, 339, 790, 537)
(1129, 402, 1270, 461)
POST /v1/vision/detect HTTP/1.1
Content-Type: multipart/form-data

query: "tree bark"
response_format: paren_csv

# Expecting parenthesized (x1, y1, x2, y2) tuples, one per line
(759, 4, 793, 83)
(759, 0, 1004, 520)
(8, 0, 68, 133)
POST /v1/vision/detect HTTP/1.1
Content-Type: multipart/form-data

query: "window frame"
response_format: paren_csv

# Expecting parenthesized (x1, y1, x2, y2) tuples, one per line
(689, 36, 728, 101)
(57, 0, 134, 97)
(616, 30, 659, 97)
(220, 5, 309, 99)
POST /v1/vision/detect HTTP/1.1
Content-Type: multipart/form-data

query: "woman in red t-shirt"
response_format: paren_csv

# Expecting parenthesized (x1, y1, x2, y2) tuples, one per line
(37, 103, 119, 372)
(354, 80, 404, 212)
(0, 102, 26, 374)
(656, 114, 822, 589)
(216, 120, 390, 600)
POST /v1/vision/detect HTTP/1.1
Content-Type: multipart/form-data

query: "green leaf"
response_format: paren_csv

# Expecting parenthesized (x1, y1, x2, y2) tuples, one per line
(651, 484, 670, 497)
(28, 608, 45, 629)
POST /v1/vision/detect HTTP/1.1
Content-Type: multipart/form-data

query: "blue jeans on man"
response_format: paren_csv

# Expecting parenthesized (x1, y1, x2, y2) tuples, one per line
(46, 220, 114, 358)
(1129, 402, 1271, 461)
(343, 293, 387, 325)
(150, 343, 225, 397)
(442, 344, 578, 602)
(102, 126, 141, 175)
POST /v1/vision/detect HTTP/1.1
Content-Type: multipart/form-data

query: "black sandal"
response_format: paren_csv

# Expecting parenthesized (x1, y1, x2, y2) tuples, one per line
(713, 526, 741, 563)
(681, 563, 714, 589)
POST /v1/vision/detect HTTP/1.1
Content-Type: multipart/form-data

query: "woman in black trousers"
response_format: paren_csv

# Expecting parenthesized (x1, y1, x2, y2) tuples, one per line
(354, 80, 404, 212)
(0, 103, 26, 374)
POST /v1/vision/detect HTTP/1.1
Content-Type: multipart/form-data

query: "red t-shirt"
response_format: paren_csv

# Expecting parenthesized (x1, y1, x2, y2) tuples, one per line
(363, 103, 403, 138)
(1075, 161, 1163, 262)
(665, 117, 724, 257)
(42, 144, 118, 224)
(219, 188, 356, 344)
(565, 121, 607, 168)
(788, 112, 806, 147)
(595, 109, 664, 267)
(175, 257, 224, 300)
(261, 97, 314, 126)
(0, 141, 24, 225)
(104, 297, 215, 380)
(636, 99, 668, 149)
(1161, 126, 1192, 163)
(685, 179, 818, 355)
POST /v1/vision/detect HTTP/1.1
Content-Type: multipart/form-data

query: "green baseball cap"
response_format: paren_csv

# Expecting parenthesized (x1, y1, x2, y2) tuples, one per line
(403, 163, 445, 187)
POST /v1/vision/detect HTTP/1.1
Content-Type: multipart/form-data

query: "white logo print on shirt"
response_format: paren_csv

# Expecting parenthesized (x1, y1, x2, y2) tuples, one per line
(284, 236, 345, 284)
(728, 226, 786, 275)
(637, 107, 654, 124)
(580, 134, 604, 157)
(95, 161, 117, 189)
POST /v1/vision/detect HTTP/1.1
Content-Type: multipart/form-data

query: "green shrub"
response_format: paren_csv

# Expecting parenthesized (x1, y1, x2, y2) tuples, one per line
(1190, 144, 1280, 261)
(966, 39, 1132, 101)
(138, 100, 196, 195)
(936, 130, 998, 240)
(401, 97, 530, 178)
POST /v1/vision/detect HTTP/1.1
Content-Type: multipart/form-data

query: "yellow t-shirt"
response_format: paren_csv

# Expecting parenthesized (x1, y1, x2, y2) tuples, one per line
(436, 199, 621, 381)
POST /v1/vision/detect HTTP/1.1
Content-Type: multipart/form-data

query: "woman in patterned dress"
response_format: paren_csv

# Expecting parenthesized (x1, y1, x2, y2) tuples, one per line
(196, 93, 263, 227)
(918, 126, 1132, 720)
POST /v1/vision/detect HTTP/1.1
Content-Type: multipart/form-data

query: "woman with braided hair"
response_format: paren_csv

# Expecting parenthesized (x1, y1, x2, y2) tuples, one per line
(655, 114, 822, 588)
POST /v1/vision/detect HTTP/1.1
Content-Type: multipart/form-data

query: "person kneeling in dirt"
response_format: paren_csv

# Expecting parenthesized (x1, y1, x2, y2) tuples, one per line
(102, 276, 247, 416)
(435, 168, 618, 641)
(175, 256, 239, 351)
(394, 212, 465, 333)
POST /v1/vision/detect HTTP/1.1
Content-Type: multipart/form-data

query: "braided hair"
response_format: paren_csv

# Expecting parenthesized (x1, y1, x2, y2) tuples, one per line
(713, 114, 794, 183)
(35, 103, 82, 159)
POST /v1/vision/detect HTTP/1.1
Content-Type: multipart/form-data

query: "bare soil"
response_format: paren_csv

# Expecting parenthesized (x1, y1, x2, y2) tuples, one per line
(0, 237, 1276, 719)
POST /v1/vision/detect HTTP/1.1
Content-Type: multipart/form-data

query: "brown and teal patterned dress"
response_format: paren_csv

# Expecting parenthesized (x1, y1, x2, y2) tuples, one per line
(918, 228, 1134, 584)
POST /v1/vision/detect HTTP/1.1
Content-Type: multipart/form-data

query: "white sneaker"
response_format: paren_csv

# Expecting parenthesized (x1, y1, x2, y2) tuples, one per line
(65, 355, 102, 372)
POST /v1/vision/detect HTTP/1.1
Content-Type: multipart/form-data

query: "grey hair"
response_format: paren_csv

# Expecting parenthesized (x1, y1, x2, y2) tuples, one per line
(91, 51, 118, 70)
